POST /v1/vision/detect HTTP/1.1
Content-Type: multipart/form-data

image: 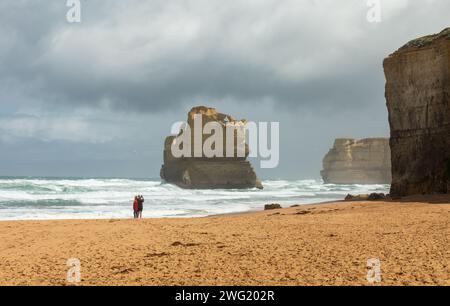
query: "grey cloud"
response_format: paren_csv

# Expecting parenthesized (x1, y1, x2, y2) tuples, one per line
(3, 0, 449, 114)
(1, 0, 450, 178)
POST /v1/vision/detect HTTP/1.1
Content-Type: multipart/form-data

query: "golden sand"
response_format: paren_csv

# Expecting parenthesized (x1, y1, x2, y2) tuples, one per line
(0, 196, 449, 286)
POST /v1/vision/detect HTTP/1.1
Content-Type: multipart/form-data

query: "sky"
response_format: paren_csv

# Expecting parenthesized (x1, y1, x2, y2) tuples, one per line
(0, 0, 449, 179)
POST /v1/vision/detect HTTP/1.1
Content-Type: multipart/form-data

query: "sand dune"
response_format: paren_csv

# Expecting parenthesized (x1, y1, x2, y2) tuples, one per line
(0, 197, 449, 286)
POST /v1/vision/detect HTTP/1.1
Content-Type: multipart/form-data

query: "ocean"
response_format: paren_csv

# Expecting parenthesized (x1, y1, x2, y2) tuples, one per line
(0, 177, 390, 220)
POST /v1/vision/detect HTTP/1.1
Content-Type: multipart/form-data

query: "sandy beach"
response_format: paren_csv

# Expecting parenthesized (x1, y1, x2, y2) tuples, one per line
(0, 196, 449, 286)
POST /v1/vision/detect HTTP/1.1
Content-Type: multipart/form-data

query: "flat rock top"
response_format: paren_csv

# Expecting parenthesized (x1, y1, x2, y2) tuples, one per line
(333, 138, 389, 148)
(187, 105, 246, 125)
(393, 27, 450, 54)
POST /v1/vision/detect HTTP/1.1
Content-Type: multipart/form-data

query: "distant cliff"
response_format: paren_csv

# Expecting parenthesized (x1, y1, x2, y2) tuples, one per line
(321, 138, 391, 184)
(384, 28, 450, 196)
(160, 106, 263, 189)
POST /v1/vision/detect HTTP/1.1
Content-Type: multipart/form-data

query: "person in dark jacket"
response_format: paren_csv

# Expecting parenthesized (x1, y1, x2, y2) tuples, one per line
(137, 195, 144, 219)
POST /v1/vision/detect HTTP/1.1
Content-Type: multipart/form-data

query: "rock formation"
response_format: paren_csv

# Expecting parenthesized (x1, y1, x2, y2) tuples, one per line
(344, 193, 388, 201)
(264, 204, 282, 210)
(321, 138, 391, 184)
(160, 106, 263, 189)
(384, 28, 450, 196)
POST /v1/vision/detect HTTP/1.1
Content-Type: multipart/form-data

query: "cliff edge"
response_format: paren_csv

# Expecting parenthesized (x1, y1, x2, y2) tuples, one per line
(384, 28, 450, 196)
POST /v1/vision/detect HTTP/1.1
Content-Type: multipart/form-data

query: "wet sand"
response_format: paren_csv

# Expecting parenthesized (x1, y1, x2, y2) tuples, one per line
(0, 196, 449, 286)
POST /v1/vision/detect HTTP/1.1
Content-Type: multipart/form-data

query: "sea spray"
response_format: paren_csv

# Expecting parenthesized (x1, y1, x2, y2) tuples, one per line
(0, 177, 389, 221)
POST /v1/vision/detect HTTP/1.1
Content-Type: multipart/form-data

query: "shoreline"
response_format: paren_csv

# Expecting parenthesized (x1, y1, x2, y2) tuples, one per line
(0, 177, 391, 222)
(0, 194, 444, 224)
(0, 199, 345, 223)
(0, 195, 449, 286)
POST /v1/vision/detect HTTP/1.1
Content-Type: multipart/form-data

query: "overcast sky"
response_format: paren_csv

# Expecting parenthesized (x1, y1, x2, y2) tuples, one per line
(0, 0, 449, 179)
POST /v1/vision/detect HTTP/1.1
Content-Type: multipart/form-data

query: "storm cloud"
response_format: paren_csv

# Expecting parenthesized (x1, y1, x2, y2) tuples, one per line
(3, 0, 449, 111)
(0, 0, 449, 177)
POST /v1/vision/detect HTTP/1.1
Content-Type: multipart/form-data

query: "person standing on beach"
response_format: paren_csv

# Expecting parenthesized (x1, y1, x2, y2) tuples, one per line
(133, 196, 139, 219)
(137, 195, 144, 219)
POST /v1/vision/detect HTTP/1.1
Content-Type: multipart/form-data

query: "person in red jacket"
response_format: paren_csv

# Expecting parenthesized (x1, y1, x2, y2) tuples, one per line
(133, 196, 139, 219)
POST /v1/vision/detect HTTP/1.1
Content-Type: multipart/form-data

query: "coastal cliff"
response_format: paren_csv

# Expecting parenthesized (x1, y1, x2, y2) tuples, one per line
(321, 138, 391, 184)
(384, 28, 450, 196)
(160, 106, 263, 189)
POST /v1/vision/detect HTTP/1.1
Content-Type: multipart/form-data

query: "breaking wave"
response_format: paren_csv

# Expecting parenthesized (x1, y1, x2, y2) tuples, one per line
(0, 177, 389, 220)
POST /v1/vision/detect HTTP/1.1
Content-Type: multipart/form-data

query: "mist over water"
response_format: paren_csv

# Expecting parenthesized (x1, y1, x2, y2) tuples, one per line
(0, 177, 390, 220)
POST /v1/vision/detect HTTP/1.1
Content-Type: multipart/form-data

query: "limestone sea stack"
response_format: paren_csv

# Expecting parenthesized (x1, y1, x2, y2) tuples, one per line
(384, 28, 450, 196)
(160, 106, 263, 189)
(321, 138, 391, 184)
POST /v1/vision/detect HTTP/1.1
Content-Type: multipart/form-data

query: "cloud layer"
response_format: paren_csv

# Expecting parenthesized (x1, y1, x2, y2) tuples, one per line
(0, 0, 449, 177)
(4, 0, 449, 114)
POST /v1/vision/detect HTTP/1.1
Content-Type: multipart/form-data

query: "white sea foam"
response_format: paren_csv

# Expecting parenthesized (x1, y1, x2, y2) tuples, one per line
(0, 178, 390, 220)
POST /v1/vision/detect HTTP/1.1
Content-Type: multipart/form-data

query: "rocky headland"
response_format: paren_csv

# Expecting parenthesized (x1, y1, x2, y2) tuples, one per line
(384, 28, 450, 196)
(321, 138, 391, 184)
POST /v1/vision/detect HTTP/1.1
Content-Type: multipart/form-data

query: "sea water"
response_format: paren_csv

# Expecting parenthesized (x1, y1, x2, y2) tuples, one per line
(0, 177, 389, 220)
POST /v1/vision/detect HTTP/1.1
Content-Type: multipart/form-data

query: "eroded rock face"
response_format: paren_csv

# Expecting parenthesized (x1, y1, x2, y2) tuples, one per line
(384, 28, 450, 196)
(321, 138, 391, 184)
(160, 106, 263, 189)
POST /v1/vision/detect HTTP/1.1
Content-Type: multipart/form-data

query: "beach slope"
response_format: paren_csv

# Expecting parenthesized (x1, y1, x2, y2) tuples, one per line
(0, 197, 449, 286)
